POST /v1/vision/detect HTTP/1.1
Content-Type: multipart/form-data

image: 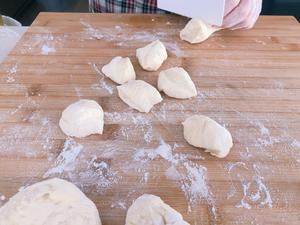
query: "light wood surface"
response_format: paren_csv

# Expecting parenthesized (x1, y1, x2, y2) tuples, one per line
(0, 13, 300, 224)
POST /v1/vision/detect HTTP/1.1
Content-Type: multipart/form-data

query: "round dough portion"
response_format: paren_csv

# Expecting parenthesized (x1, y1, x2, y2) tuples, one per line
(182, 115, 233, 158)
(180, 18, 220, 44)
(136, 40, 168, 71)
(59, 99, 104, 138)
(158, 67, 197, 99)
(0, 178, 101, 225)
(101, 56, 136, 84)
(117, 80, 162, 113)
(126, 194, 190, 225)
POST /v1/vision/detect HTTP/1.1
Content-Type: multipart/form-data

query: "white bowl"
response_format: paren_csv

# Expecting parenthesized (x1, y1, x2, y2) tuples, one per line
(2, 16, 22, 26)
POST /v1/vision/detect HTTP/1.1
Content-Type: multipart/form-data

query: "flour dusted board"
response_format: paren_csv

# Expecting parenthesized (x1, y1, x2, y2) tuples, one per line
(0, 13, 300, 225)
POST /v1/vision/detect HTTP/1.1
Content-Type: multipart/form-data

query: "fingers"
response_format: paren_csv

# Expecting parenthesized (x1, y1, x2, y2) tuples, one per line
(223, 0, 253, 28)
(230, 0, 262, 30)
(224, 0, 240, 16)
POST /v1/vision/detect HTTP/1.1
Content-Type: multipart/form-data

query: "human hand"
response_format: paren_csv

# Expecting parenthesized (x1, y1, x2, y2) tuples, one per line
(222, 0, 262, 29)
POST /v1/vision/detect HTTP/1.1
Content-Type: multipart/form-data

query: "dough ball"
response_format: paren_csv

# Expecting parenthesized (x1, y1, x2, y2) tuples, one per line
(126, 194, 190, 225)
(180, 18, 220, 44)
(0, 178, 101, 225)
(136, 40, 168, 71)
(158, 67, 197, 99)
(101, 56, 136, 84)
(59, 99, 104, 138)
(117, 80, 162, 113)
(182, 115, 233, 158)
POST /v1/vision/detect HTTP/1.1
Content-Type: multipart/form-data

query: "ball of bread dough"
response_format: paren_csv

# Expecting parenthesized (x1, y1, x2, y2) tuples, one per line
(180, 18, 220, 44)
(136, 40, 168, 71)
(126, 194, 190, 225)
(182, 115, 233, 158)
(101, 56, 136, 84)
(0, 178, 101, 225)
(59, 99, 104, 138)
(158, 67, 197, 99)
(117, 80, 162, 113)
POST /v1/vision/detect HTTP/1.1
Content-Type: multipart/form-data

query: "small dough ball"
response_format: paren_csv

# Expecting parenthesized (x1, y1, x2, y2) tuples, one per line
(101, 56, 136, 84)
(180, 18, 220, 44)
(0, 178, 101, 225)
(158, 67, 197, 99)
(126, 194, 190, 225)
(182, 115, 233, 158)
(117, 80, 162, 113)
(59, 99, 104, 138)
(136, 40, 168, 71)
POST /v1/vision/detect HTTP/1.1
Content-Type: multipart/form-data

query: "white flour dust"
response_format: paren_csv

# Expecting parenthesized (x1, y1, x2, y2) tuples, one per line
(254, 39, 266, 45)
(44, 139, 120, 193)
(20, 33, 67, 55)
(132, 139, 215, 216)
(0, 98, 55, 158)
(5, 63, 18, 83)
(151, 101, 186, 125)
(41, 45, 56, 55)
(131, 115, 153, 143)
(44, 138, 82, 176)
(226, 162, 273, 209)
(80, 19, 184, 57)
(111, 201, 127, 210)
(105, 112, 154, 144)
(291, 139, 300, 150)
(89, 63, 114, 94)
(74, 156, 120, 191)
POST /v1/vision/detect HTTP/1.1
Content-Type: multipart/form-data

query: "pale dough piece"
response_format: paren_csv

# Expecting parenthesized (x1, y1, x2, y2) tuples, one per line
(59, 99, 104, 138)
(180, 18, 221, 44)
(0, 178, 101, 225)
(182, 115, 233, 158)
(117, 80, 162, 113)
(158, 67, 197, 99)
(136, 40, 168, 71)
(126, 194, 190, 225)
(101, 56, 136, 84)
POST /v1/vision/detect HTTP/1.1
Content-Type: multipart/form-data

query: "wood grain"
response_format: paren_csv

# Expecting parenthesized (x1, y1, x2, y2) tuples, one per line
(0, 13, 299, 225)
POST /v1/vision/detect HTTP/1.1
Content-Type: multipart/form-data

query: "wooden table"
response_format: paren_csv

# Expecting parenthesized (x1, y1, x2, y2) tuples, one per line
(0, 13, 299, 225)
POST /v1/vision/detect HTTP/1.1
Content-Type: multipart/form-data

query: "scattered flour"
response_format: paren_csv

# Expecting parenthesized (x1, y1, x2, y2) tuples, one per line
(41, 45, 56, 55)
(104, 112, 153, 144)
(133, 139, 215, 217)
(239, 147, 253, 160)
(111, 201, 127, 210)
(5, 63, 18, 83)
(44, 139, 120, 193)
(131, 115, 153, 143)
(254, 39, 266, 45)
(226, 162, 273, 209)
(80, 19, 184, 57)
(90, 63, 114, 94)
(273, 80, 284, 89)
(235, 181, 252, 209)
(291, 139, 300, 150)
(74, 87, 82, 97)
(44, 138, 82, 176)
(0, 98, 55, 159)
(20, 33, 66, 55)
(76, 156, 120, 191)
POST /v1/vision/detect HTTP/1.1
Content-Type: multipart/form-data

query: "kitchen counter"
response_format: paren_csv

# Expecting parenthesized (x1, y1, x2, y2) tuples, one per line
(0, 13, 299, 225)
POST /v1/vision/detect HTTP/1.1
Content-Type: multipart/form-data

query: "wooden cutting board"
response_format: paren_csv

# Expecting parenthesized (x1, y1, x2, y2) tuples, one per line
(0, 13, 300, 225)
